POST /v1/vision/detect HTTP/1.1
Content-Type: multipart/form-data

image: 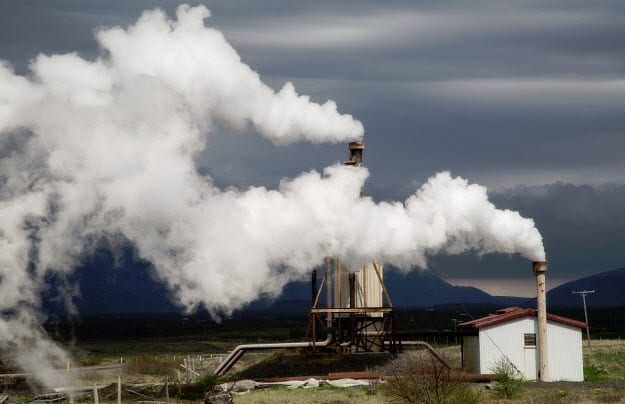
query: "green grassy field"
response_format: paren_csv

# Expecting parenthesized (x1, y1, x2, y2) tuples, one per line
(3, 338, 625, 403)
(584, 339, 625, 381)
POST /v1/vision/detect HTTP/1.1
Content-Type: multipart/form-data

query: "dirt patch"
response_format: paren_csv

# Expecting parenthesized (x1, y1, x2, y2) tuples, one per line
(233, 352, 394, 380)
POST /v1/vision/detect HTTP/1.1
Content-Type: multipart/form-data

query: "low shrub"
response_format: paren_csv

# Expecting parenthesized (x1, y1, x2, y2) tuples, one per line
(380, 352, 481, 404)
(178, 373, 220, 400)
(490, 357, 524, 399)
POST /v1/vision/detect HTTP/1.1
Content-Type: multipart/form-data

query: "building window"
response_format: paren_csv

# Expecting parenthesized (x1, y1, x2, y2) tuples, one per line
(524, 333, 536, 347)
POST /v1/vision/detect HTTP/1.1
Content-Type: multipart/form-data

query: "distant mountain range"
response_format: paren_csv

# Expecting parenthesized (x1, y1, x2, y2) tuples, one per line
(530, 267, 625, 308)
(43, 247, 179, 315)
(274, 268, 525, 309)
(41, 249, 625, 316)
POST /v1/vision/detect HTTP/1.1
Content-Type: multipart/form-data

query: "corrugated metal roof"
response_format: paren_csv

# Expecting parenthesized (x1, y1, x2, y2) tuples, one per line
(459, 306, 587, 329)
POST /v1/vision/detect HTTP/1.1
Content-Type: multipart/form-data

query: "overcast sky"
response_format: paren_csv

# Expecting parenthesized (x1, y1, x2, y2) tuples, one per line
(1, 0, 624, 296)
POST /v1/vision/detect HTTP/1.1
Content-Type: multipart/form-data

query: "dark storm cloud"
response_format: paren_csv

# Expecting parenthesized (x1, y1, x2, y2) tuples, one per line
(217, 2, 625, 80)
(494, 182, 625, 275)
(432, 182, 625, 279)
(193, 0, 625, 191)
(1, 0, 624, 288)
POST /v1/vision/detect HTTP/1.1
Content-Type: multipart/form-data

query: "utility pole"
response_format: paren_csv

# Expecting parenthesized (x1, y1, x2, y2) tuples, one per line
(451, 319, 461, 345)
(572, 290, 595, 348)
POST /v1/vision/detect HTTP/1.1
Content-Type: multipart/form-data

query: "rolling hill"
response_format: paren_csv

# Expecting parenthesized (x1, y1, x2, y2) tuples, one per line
(542, 267, 625, 308)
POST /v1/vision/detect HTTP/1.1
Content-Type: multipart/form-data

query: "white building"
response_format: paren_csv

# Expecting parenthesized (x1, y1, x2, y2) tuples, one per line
(460, 307, 586, 381)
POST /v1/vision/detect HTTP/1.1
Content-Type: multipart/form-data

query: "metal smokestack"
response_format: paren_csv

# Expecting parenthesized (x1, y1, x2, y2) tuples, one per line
(533, 261, 549, 382)
(344, 141, 364, 167)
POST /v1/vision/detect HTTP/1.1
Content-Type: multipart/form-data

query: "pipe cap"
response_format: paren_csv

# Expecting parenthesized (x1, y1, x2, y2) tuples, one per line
(532, 261, 548, 274)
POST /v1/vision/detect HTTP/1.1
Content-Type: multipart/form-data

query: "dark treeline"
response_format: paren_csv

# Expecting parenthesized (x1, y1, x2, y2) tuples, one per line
(43, 303, 625, 343)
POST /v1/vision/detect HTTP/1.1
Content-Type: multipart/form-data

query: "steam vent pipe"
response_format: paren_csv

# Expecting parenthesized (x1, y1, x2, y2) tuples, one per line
(312, 268, 317, 303)
(344, 141, 365, 167)
(533, 261, 549, 382)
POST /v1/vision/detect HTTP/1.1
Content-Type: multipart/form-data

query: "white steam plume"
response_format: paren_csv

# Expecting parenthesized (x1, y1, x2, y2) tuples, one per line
(0, 4, 544, 386)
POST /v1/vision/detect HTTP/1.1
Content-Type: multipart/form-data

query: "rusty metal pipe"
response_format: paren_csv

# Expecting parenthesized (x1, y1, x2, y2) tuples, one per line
(386, 340, 451, 369)
(349, 273, 356, 346)
(349, 273, 356, 309)
(325, 258, 333, 327)
(214, 334, 333, 376)
(311, 268, 317, 303)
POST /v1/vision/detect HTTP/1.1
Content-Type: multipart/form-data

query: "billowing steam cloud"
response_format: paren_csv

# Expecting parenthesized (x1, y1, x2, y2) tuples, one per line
(0, 4, 544, 386)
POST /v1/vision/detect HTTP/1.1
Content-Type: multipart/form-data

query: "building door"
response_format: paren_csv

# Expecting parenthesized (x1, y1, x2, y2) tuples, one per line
(523, 333, 538, 380)
(523, 347, 538, 380)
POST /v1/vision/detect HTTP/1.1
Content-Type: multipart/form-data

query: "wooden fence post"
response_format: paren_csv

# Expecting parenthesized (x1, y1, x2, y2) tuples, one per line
(117, 376, 121, 404)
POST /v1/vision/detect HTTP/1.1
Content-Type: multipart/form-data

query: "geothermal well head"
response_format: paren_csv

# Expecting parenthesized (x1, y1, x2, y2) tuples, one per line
(307, 141, 397, 353)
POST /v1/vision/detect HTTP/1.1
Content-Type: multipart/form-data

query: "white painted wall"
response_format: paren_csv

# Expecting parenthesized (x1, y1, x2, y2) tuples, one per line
(471, 318, 583, 381)
(547, 322, 584, 382)
(478, 318, 536, 379)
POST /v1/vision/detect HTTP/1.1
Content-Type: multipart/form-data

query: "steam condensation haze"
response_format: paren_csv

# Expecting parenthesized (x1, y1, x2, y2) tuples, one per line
(0, 5, 544, 386)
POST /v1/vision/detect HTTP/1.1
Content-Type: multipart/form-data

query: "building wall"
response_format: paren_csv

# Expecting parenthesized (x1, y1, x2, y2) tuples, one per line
(478, 318, 536, 379)
(463, 336, 480, 373)
(547, 322, 584, 381)
(475, 318, 583, 381)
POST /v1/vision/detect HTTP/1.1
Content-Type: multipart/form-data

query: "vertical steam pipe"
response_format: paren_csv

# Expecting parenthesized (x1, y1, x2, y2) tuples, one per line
(349, 273, 356, 347)
(311, 268, 318, 347)
(349, 272, 356, 309)
(533, 261, 549, 382)
(325, 258, 333, 327)
(311, 268, 318, 304)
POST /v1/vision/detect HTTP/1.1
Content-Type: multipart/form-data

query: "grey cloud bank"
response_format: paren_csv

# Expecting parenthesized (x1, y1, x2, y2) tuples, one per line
(0, 0, 622, 326)
(191, 0, 625, 290)
(0, 3, 551, 385)
(0, 1, 622, 296)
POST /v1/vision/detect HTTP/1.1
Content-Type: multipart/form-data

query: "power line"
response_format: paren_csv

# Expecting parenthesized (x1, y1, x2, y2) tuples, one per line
(572, 290, 595, 348)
